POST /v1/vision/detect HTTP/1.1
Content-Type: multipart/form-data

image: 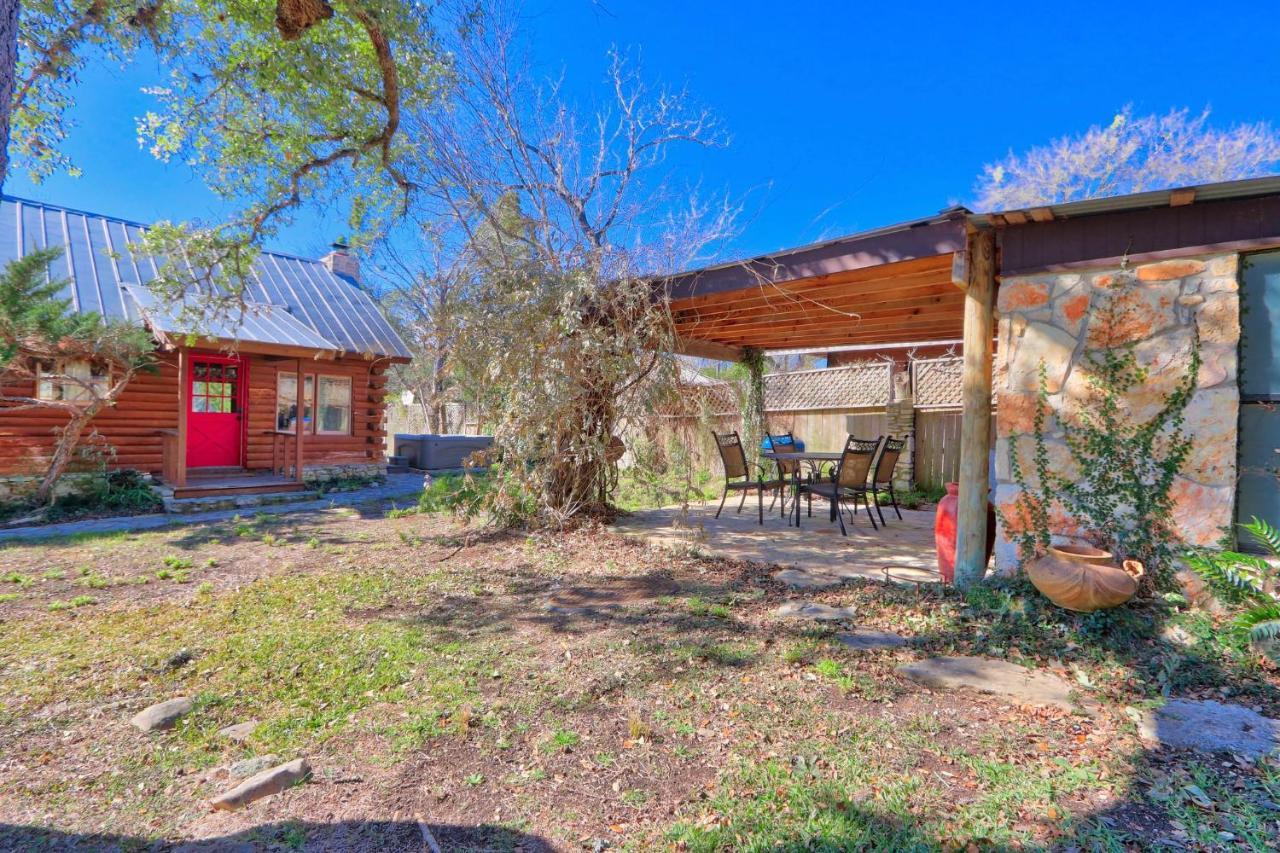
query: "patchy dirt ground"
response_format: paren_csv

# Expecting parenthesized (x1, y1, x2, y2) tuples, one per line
(1, 505, 1278, 851)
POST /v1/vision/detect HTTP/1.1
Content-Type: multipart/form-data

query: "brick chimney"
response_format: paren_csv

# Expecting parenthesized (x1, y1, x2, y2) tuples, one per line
(322, 240, 361, 285)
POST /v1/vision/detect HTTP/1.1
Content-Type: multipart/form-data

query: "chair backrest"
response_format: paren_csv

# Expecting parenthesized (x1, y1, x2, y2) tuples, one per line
(713, 431, 749, 479)
(836, 435, 881, 490)
(874, 436, 906, 484)
(767, 431, 800, 475)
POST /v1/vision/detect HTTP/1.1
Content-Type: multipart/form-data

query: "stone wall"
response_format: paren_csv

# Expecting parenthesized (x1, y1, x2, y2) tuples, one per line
(992, 254, 1240, 572)
(302, 462, 386, 487)
(886, 372, 915, 492)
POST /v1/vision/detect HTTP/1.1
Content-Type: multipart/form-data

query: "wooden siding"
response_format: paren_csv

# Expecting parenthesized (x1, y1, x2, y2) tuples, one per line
(998, 193, 1280, 275)
(1, 350, 390, 477)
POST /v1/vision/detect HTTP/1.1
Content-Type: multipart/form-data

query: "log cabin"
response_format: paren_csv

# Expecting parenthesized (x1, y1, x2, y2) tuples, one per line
(0, 196, 412, 500)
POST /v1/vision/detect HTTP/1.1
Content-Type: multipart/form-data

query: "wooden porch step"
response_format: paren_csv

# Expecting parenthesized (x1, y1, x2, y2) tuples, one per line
(168, 473, 307, 500)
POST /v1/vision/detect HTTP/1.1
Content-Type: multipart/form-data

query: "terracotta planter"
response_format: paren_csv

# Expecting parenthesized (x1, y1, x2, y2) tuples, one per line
(934, 482, 996, 584)
(1026, 544, 1145, 612)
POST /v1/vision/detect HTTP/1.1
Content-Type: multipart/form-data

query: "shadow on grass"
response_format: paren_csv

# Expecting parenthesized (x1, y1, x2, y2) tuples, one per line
(0, 819, 554, 852)
(668, 794, 1025, 852)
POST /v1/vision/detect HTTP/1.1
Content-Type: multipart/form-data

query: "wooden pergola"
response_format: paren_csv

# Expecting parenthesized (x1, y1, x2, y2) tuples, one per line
(664, 208, 998, 581)
(664, 176, 1280, 581)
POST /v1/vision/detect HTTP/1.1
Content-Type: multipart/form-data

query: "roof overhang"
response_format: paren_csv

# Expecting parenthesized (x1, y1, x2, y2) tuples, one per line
(663, 213, 969, 358)
(664, 175, 1280, 361)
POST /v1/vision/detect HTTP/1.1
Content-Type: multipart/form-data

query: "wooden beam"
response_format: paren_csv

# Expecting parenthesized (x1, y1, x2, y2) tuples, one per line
(672, 336, 744, 362)
(175, 347, 189, 488)
(702, 317, 965, 345)
(672, 275, 959, 323)
(295, 358, 305, 484)
(680, 284, 962, 326)
(669, 254, 954, 310)
(1169, 187, 1197, 207)
(953, 228, 996, 588)
(950, 250, 969, 290)
(1028, 206, 1055, 222)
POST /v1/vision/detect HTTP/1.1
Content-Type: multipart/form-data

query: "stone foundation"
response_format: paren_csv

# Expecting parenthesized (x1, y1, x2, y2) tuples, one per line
(0, 471, 148, 503)
(886, 372, 915, 492)
(992, 254, 1240, 572)
(302, 462, 386, 487)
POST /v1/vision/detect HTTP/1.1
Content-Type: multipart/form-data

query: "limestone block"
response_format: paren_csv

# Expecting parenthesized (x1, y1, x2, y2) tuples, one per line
(1180, 386, 1239, 486)
(1136, 259, 1206, 281)
(1054, 291, 1091, 337)
(1169, 477, 1235, 546)
(1196, 291, 1241, 346)
(1084, 282, 1180, 348)
(995, 390, 1051, 439)
(1207, 255, 1239, 277)
(998, 280, 1051, 312)
(1006, 322, 1077, 393)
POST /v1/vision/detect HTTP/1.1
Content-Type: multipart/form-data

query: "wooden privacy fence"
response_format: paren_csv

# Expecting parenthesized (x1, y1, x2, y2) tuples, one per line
(914, 409, 963, 492)
(636, 357, 989, 490)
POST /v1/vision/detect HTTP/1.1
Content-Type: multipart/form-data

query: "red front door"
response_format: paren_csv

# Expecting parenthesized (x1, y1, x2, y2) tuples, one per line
(187, 355, 246, 468)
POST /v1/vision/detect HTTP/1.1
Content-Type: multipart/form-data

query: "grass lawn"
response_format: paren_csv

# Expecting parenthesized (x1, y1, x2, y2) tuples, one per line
(0, 504, 1277, 851)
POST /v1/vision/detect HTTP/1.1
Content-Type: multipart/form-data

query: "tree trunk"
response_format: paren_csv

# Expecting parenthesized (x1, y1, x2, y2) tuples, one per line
(34, 401, 103, 504)
(0, 0, 20, 190)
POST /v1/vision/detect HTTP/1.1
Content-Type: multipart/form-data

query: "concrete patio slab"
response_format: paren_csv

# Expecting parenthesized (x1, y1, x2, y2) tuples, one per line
(610, 495, 938, 588)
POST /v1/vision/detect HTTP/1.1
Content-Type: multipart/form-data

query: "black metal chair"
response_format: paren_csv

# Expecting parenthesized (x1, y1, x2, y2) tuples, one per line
(766, 431, 801, 518)
(712, 431, 785, 525)
(798, 435, 881, 534)
(869, 436, 907, 525)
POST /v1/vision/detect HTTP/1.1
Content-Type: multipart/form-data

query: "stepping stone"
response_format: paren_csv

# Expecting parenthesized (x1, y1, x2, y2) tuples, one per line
(229, 754, 280, 779)
(210, 758, 311, 811)
(836, 628, 908, 651)
(218, 720, 259, 742)
(130, 697, 194, 732)
(897, 656, 1078, 712)
(1139, 699, 1280, 759)
(774, 601, 856, 621)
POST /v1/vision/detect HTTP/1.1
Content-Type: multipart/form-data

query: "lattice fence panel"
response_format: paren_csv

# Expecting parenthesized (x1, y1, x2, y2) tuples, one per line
(765, 362, 892, 411)
(912, 356, 964, 410)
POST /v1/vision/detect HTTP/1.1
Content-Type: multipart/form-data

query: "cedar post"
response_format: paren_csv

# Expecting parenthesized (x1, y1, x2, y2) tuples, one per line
(953, 228, 996, 588)
(295, 359, 305, 483)
(175, 348, 189, 488)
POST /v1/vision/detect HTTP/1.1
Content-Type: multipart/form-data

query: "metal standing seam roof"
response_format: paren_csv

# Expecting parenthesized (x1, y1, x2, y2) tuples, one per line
(0, 196, 412, 359)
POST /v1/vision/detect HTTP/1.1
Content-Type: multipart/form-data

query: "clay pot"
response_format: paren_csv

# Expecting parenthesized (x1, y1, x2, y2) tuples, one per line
(1026, 544, 1145, 612)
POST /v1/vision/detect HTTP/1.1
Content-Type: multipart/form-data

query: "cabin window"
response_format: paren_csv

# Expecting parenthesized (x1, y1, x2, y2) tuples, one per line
(316, 376, 352, 435)
(276, 372, 314, 433)
(35, 359, 108, 403)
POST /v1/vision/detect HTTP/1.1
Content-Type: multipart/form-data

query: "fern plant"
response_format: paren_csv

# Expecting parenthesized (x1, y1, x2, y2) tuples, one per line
(1186, 517, 1280, 661)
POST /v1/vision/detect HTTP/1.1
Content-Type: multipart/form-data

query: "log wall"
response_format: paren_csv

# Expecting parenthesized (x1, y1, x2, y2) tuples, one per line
(0, 349, 391, 477)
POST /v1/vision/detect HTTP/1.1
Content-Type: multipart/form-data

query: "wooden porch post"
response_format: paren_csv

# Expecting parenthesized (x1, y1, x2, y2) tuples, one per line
(953, 228, 996, 588)
(176, 347, 189, 488)
(295, 358, 305, 484)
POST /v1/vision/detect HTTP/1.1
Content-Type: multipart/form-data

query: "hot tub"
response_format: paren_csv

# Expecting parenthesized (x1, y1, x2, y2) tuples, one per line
(394, 434, 494, 471)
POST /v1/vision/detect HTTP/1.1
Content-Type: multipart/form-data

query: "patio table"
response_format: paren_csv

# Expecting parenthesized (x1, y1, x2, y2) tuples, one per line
(762, 450, 843, 527)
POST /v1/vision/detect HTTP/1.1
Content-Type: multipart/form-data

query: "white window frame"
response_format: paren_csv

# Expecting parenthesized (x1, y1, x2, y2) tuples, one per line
(35, 358, 109, 404)
(275, 372, 315, 434)
(315, 375, 352, 436)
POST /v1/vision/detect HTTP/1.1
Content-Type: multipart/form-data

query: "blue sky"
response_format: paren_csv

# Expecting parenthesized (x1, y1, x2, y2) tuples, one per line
(5, 0, 1278, 264)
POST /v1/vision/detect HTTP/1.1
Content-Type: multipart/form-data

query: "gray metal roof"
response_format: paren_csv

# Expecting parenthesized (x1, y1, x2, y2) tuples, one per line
(0, 195, 412, 359)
